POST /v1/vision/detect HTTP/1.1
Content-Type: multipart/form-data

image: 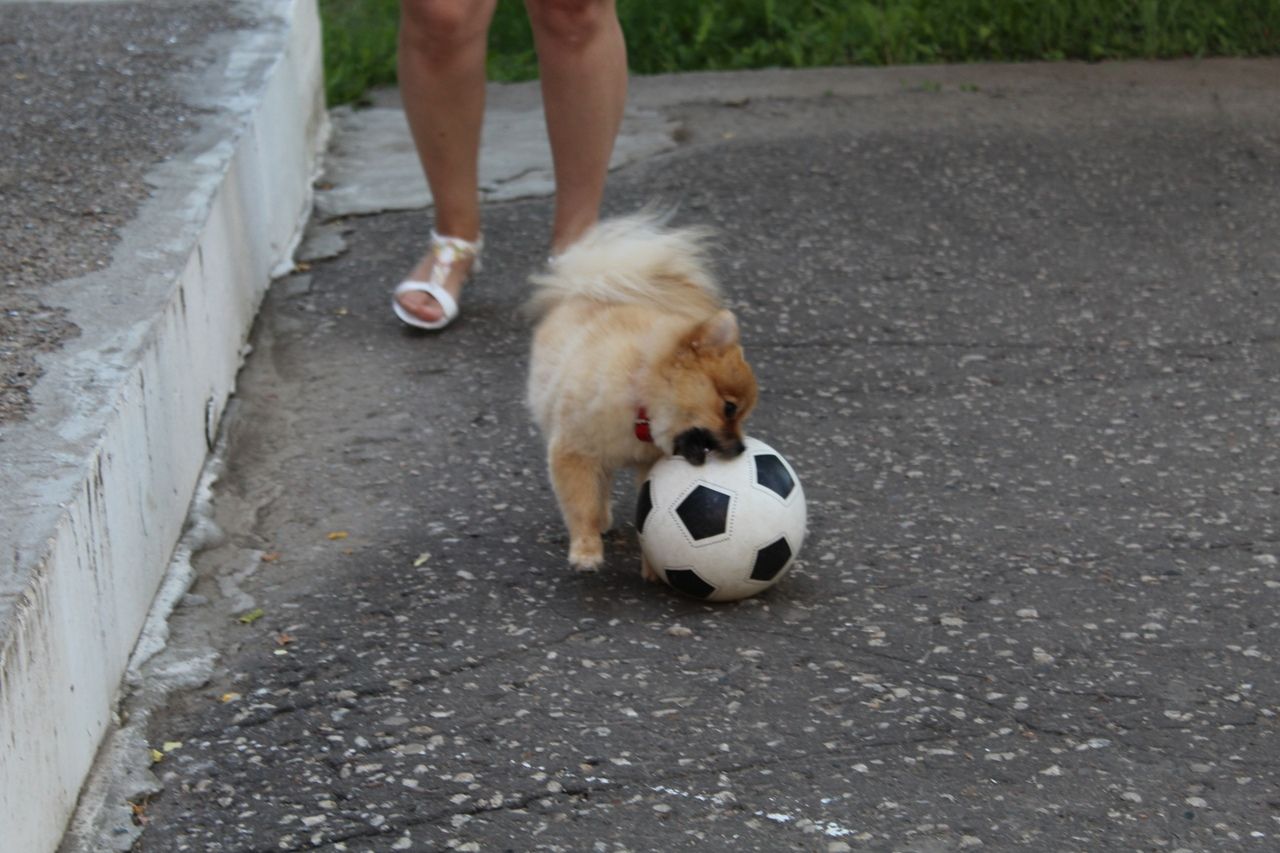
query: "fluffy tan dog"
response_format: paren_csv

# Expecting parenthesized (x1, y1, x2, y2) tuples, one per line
(527, 214, 758, 573)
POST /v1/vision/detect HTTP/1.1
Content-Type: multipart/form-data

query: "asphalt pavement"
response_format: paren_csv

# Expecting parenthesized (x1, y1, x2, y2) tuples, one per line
(124, 63, 1279, 852)
(0, 0, 253, 423)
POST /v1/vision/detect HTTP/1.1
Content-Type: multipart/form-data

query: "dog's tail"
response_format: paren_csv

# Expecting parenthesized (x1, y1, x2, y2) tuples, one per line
(528, 212, 721, 318)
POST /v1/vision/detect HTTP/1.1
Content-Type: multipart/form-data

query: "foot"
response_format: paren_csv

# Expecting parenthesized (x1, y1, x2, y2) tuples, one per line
(569, 535, 604, 572)
(394, 231, 481, 327)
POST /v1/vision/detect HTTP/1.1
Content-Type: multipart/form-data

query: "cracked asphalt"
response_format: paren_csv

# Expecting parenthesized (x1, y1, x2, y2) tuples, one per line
(131, 67, 1279, 852)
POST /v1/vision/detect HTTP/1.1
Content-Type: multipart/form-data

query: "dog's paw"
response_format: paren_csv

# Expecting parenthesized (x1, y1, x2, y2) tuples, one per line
(569, 538, 604, 572)
(641, 556, 660, 583)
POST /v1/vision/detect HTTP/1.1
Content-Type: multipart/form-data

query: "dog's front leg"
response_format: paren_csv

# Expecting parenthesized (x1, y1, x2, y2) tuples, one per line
(549, 445, 608, 571)
(633, 460, 661, 583)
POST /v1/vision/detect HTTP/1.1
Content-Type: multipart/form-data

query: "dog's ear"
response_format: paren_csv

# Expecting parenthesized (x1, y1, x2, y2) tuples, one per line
(689, 310, 739, 352)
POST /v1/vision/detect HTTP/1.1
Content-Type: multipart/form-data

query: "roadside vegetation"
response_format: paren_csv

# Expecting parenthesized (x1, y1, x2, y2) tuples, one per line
(320, 0, 1280, 105)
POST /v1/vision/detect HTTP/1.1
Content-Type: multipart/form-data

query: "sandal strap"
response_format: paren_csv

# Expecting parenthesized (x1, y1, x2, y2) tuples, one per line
(428, 230, 483, 283)
(393, 279, 459, 327)
(430, 229, 482, 259)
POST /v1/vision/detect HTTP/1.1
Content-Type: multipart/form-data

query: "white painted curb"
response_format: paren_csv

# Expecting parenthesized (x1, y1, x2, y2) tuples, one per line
(0, 2, 326, 850)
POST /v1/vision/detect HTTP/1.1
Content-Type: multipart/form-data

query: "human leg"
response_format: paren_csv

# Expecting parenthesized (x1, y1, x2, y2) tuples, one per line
(395, 0, 498, 325)
(525, 0, 628, 253)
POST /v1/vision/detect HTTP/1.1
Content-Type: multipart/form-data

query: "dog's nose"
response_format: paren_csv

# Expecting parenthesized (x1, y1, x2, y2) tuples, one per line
(721, 438, 746, 458)
(674, 428, 715, 465)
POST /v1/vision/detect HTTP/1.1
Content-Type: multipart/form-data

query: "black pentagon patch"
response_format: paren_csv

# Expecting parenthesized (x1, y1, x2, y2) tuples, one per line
(635, 480, 654, 534)
(755, 454, 795, 500)
(665, 569, 716, 599)
(675, 485, 731, 541)
(751, 536, 793, 582)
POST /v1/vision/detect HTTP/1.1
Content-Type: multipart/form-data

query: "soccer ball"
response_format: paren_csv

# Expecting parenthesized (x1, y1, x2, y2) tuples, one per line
(636, 436, 806, 601)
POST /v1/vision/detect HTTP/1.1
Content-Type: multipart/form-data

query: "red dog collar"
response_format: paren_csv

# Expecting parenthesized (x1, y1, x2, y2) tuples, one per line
(634, 407, 653, 443)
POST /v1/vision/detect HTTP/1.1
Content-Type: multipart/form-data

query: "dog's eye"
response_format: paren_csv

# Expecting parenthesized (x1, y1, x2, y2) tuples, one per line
(723, 400, 738, 419)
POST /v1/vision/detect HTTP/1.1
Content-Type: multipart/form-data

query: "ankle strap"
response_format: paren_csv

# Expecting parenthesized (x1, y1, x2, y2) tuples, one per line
(430, 229, 483, 257)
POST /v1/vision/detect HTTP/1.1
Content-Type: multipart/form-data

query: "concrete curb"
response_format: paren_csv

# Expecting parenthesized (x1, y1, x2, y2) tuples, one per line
(0, 2, 326, 849)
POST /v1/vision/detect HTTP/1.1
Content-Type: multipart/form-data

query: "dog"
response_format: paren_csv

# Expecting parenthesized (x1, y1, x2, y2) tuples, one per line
(526, 214, 758, 575)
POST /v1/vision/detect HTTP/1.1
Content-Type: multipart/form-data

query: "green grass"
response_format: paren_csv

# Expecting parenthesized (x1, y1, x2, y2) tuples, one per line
(320, 0, 1280, 105)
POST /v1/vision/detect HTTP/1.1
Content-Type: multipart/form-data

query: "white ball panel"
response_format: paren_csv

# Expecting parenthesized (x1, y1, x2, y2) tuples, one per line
(639, 436, 807, 602)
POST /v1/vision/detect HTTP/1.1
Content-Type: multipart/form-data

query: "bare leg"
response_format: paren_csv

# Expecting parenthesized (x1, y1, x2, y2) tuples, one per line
(525, 0, 628, 253)
(396, 0, 498, 324)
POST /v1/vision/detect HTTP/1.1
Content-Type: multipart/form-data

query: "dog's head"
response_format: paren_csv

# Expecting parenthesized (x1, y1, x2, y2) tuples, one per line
(650, 310, 757, 465)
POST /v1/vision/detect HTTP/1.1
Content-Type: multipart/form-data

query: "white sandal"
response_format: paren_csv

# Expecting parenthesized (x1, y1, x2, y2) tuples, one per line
(392, 230, 483, 330)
